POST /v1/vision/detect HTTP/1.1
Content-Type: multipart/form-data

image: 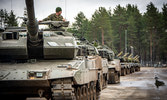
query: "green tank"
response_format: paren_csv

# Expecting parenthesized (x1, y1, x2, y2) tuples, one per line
(0, 0, 100, 100)
(117, 51, 141, 76)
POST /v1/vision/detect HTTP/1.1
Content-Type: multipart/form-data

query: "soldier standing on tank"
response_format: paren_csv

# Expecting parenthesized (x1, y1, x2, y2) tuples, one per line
(43, 7, 65, 21)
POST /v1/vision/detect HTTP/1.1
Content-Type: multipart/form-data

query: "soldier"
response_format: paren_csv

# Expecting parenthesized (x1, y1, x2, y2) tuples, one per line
(43, 7, 65, 21)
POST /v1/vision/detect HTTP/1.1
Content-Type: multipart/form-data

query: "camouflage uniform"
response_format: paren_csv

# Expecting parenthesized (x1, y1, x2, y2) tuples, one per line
(43, 13, 64, 21)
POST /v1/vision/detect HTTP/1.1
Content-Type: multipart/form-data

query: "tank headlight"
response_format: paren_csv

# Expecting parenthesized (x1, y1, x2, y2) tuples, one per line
(29, 77, 35, 79)
(28, 71, 35, 79)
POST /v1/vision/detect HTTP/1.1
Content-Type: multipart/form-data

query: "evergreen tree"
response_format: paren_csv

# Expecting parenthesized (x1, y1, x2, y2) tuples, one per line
(68, 3, 166, 65)
(91, 7, 112, 47)
(144, 2, 161, 64)
(7, 10, 18, 26)
(68, 12, 89, 39)
(160, 3, 167, 62)
(111, 5, 128, 52)
(0, 9, 18, 27)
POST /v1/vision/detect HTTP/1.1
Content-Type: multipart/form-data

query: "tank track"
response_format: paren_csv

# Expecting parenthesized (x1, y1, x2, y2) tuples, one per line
(108, 69, 120, 84)
(51, 78, 97, 100)
(51, 78, 75, 100)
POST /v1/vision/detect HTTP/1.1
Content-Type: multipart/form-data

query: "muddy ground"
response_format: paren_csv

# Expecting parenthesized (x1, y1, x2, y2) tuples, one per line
(99, 67, 167, 100)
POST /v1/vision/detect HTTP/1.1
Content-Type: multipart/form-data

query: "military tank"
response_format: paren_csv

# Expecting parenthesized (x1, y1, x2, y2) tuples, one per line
(132, 55, 140, 71)
(117, 51, 140, 76)
(0, 0, 99, 100)
(76, 39, 108, 91)
(97, 46, 121, 84)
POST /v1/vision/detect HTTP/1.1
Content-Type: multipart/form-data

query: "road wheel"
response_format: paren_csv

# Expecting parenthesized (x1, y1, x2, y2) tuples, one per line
(117, 72, 120, 83)
(112, 73, 116, 83)
(108, 71, 114, 84)
(121, 68, 124, 76)
(87, 86, 91, 100)
(138, 67, 141, 71)
(93, 86, 96, 100)
(76, 87, 81, 100)
(131, 67, 134, 73)
(135, 67, 138, 71)
(126, 68, 130, 74)
(133, 67, 135, 72)
(105, 74, 108, 87)
(125, 68, 127, 75)
(121, 68, 126, 76)
(126, 68, 128, 74)
(96, 77, 102, 92)
(90, 85, 94, 100)
(102, 74, 107, 89)
(110, 72, 119, 84)
(82, 86, 87, 100)
(128, 68, 131, 74)
(103, 75, 105, 88)
(115, 72, 120, 83)
(80, 87, 84, 100)
(130, 67, 134, 73)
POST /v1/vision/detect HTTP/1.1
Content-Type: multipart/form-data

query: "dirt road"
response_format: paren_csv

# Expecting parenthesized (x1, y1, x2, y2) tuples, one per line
(99, 67, 167, 100)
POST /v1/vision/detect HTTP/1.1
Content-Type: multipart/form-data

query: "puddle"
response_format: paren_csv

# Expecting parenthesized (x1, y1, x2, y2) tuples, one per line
(118, 80, 154, 89)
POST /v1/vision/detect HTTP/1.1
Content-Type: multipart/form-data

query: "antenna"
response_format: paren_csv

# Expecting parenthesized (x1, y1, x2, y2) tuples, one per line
(65, 0, 67, 19)
(11, 0, 13, 11)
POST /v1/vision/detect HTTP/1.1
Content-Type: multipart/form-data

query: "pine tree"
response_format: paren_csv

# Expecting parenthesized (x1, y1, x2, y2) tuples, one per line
(111, 5, 128, 53)
(7, 10, 18, 26)
(144, 2, 161, 65)
(68, 12, 90, 39)
(160, 3, 167, 62)
(91, 7, 112, 47)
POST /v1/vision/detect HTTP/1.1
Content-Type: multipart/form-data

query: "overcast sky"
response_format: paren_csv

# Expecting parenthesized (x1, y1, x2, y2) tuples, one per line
(0, 0, 167, 24)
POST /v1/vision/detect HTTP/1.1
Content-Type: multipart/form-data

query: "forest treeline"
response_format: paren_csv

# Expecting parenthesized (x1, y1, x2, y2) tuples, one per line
(0, 9, 18, 27)
(68, 2, 167, 64)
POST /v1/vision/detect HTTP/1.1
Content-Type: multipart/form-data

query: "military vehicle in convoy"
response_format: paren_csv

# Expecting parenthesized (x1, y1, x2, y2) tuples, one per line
(97, 46, 121, 84)
(76, 39, 108, 91)
(0, 0, 101, 100)
(117, 51, 140, 76)
(132, 55, 140, 71)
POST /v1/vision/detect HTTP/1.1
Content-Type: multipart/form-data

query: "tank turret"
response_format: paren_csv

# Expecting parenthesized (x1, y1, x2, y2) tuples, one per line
(0, 0, 78, 60)
(134, 55, 140, 63)
(26, 0, 77, 59)
(0, 0, 42, 60)
(119, 53, 129, 62)
(127, 54, 133, 62)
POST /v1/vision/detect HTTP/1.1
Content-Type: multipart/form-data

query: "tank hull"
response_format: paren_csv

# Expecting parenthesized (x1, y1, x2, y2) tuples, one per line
(0, 58, 99, 99)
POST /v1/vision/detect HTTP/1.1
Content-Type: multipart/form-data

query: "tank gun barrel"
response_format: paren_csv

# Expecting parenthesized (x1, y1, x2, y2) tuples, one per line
(128, 54, 132, 58)
(25, 0, 39, 41)
(136, 56, 140, 59)
(133, 55, 138, 59)
(117, 51, 123, 57)
(134, 55, 139, 59)
(134, 56, 139, 60)
(123, 53, 129, 57)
